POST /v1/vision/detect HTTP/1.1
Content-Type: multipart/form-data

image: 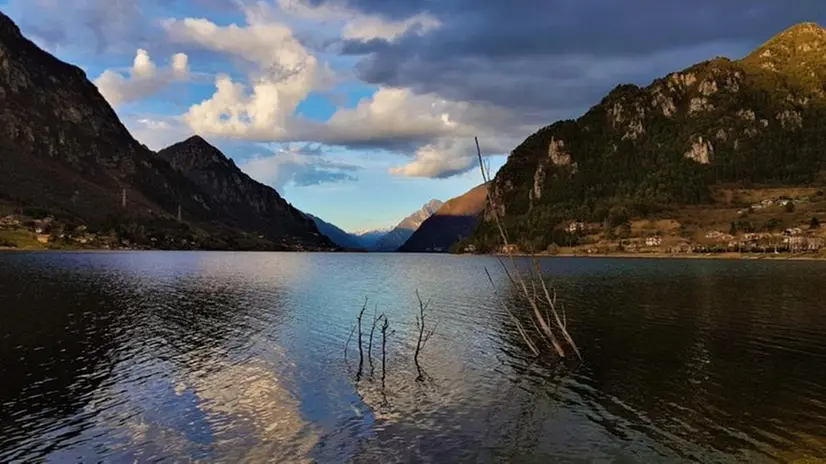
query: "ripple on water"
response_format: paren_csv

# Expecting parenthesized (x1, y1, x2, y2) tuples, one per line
(2, 252, 826, 461)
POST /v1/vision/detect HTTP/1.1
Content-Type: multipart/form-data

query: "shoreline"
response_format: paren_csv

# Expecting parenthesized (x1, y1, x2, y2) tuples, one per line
(3, 246, 826, 261)
(490, 251, 826, 261)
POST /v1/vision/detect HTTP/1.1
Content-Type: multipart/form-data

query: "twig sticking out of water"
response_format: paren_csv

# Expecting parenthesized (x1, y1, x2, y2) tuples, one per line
(356, 297, 368, 381)
(475, 136, 581, 360)
(368, 306, 384, 375)
(381, 316, 390, 390)
(344, 323, 357, 364)
(414, 290, 439, 381)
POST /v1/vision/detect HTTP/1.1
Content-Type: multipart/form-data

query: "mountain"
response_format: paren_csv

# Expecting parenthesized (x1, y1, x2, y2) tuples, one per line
(158, 136, 334, 250)
(373, 199, 443, 251)
(352, 228, 391, 250)
(0, 11, 331, 250)
(306, 213, 364, 250)
(468, 22, 826, 252)
(399, 184, 488, 252)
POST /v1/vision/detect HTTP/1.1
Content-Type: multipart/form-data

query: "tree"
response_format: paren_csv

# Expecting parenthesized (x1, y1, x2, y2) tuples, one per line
(729, 221, 738, 235)
(784, 201, 795, 213)
(811, 216, 821, 229)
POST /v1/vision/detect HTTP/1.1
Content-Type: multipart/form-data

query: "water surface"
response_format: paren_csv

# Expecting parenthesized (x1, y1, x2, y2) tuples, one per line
(2, 252, 826, 462)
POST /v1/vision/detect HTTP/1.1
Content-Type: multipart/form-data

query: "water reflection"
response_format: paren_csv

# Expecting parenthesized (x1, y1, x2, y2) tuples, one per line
(2, 253, 826, 461)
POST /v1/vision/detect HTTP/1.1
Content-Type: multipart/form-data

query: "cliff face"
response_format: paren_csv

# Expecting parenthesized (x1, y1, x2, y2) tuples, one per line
(0, 12, 331, 250)
(374, 199, 443, 251)
(469, 22, 826, 252)
(399, 184, 488, 252)
(159, 136, 335, 250)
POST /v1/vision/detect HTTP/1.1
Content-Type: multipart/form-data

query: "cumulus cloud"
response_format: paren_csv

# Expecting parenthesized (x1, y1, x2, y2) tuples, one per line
(94, 49, 190, 107)
(239, 144, 359, 189)
(293, 88, 470, 146)
(389, 136, 518, 179)
(163, 16, 330, 141)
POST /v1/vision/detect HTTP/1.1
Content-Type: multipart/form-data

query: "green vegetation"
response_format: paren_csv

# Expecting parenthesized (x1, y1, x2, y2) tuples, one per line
(468, 23, 826, 252)
(0, 229, 44, 249)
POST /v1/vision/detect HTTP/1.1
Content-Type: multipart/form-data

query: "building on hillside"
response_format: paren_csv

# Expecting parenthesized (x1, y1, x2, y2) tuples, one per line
(566, 221, 585, 234)
(645, 236, 663, 247)
(705, 230, 734, 241)
(500, 244, 519, 254)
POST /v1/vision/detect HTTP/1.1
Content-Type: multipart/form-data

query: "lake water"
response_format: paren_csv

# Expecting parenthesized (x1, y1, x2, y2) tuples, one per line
(2, 252, 826, 462)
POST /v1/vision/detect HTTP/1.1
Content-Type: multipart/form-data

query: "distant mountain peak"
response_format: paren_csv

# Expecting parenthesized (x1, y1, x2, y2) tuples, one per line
(424, 199, 443, 211)
(372, 199, 444, 251)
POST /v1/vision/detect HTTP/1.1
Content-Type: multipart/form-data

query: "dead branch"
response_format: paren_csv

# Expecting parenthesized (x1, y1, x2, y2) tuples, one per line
(381, 316, 390, 389)
(414, 290, 438, 381)
(368, 306, 384, 375)
(344, 323, 357, 364)
(356, 297, 368, 380)
(475, 136, 581, 361)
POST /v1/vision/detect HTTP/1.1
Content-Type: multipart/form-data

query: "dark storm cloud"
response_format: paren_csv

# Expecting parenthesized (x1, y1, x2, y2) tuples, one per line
(329, 0, 826, 125)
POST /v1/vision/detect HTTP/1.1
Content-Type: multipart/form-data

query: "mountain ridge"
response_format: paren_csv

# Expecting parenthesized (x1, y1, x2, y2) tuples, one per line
(158, 136, 336, 250)
(467, 21, 826, 252)
(373, 199, 443, 251)
(0, 11, 332, 250)
(399, 184, 488, 252)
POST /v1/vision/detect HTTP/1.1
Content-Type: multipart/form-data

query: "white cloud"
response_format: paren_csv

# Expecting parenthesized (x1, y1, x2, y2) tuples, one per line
(293, 87, 469, 145)
(390, 136, 516, 178)
(94, 49, 190, 107)
(163, 16, 330, 141)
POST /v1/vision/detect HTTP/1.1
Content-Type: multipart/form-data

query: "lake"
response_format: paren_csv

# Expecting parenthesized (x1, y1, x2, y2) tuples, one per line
(1, 252, 826, 462)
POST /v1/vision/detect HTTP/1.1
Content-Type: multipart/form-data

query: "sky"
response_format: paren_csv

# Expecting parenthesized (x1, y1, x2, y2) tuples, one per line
(1, 0, 824, 232)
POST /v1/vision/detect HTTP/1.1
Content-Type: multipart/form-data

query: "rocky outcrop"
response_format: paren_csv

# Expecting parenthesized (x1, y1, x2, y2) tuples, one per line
(684, 136, 713, 164)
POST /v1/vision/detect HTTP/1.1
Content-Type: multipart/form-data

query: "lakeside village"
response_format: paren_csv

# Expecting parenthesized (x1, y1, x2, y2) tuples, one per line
(2, 194, 825, 255)
(482, 193, 826, 257)
(0, 213, 126, 249)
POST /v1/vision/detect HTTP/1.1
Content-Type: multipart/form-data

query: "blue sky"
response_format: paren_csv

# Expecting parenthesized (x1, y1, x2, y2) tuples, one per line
(1, 0, 822, 231)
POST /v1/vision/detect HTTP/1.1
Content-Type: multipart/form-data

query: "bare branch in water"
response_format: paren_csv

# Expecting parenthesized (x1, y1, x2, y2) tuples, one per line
(356, 297, 368, 381)
(475, 136, 581, 361)
(381, 316, 390, 390)
(414, 290, 438, 381)
(344, 323, 357, 364)
(368, 306, 384, 375)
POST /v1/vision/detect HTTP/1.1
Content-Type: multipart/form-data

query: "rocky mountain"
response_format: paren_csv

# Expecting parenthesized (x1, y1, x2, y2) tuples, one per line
(373, 200, 443, 251)
(0, 11, 332, 250)
(306, 213, 364, 250)
(469, 22, 826, 252)
(159, 136, 334, 250)
(399, 184, 488, 252)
